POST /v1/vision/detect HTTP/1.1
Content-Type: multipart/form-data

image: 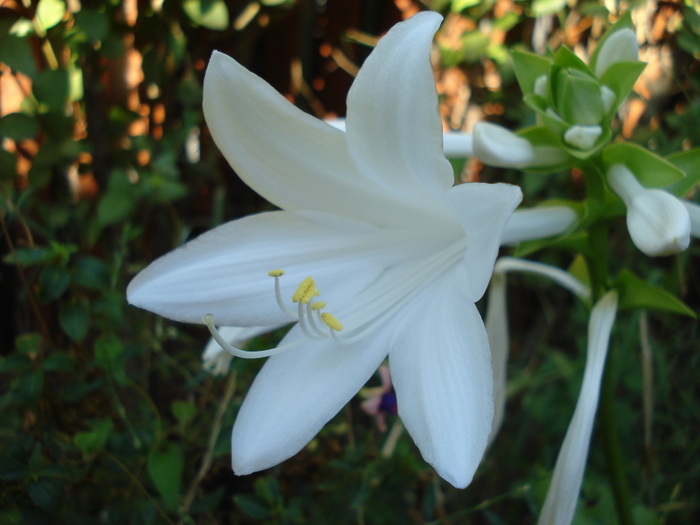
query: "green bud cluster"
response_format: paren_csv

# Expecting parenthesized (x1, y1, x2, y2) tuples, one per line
(510, 13, 646, 159)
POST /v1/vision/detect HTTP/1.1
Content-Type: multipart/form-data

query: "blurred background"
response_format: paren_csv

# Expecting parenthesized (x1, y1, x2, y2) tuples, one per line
(0, 0, 699, 523)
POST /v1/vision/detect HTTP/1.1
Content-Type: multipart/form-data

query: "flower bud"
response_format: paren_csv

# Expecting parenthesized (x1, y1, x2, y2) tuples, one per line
(554, 68, 604, 126)
(608, 164, 691, 256)
(472, 122, 568, 169)
(563, 125, 602, 150)
(594, 28, 639, 78)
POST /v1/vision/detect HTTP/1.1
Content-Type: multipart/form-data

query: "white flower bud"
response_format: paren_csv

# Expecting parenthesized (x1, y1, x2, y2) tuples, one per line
(563, 125, 602, 150)
(600, 85, 617, 114)
(473, 122, 568, 169)
(594, 28, 639, 78)
(608, 164, 691, 256)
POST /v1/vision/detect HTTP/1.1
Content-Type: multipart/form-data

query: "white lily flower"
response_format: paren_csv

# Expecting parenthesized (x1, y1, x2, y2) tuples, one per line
(472, 122, 569, 169)
(127, 12, 523, 488)
(607, 164, 691, 256)
(501, 205, 578, 246)
(681, 199, 700, 238)
(538, 290, 618, 525)
(594, 28, 639, 78)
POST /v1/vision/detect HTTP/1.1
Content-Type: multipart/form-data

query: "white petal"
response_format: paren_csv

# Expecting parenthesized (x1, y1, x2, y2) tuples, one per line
(231, 323, 391, 474)
(127, 211, 396, 326)
(594, 28, 639, 78)
(389, 266, 493, 488)
(538, 290, 618, 525)
(447, 182, 523, 302)
(345, 12, 455, 203)
(682, 199, 700, 238)
(501, 206, 578, 245)
(202, 325, 280, 375)
(203, 51, 423, 227)
(485, 272, 509, 446)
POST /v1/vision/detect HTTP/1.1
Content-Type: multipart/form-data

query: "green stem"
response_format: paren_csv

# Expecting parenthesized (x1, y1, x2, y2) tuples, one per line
(599, 357, 635, 525)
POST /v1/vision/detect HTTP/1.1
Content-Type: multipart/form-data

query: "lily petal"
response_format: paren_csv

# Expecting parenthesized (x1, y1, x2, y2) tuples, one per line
(538, 290, 618, 525)
(203, 51, 422, 227)
(447, 182, 523, 301)
(345, 12, 454, 203)
(389, 266, 493, 488)
(127, 211, 395, 326)
(231, 324, 391, 474)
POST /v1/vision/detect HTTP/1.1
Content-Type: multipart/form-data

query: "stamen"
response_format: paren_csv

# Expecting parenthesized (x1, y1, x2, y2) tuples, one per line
(292, 276, 320, 304)
(269, 270, 296, 318)
(321, 313, 343, 331)
(306, 303, 329, 337)
(202, 314, 302, 358)
(297, 301, 326, 340)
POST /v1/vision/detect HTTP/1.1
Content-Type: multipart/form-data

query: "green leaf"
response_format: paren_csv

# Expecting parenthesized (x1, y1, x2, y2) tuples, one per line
(38, 266, 71, 302)
(73, 8, 110, 42)
(73, 419, 114, 456)
(18, 369, 44, 404)
(615, 269, 695, 317)
(41, 352, 76, 372)
(511, 51, 552, 97)
(171, 400, 196, 427)
(28, 479, 62, 512)
(94, 334, 126, 384)
(73, 256, 111, 290)
(16, 333, 42, 356)
(35, 0, 66, 32)
(0, 150, 17, 181)
(148, 443, 184, 510)
(532, 0, 567, 16)
(234, 495, 271, 520)
(601, 143, 685, 188)
(0, 354, 32, 373)
(33, 69, 70, 109)
(0, 113, 39, 141)
(598, 61, 646, 108)
(666, 148, 700, 197)
(59, 300, 89, 342)
(183, 0, 229, 31)
(552, 45, 591, 74)
(0, 21, 37, 77)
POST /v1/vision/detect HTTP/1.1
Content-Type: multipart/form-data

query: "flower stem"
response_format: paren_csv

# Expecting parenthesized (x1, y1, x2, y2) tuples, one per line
(599, 357, 636, 525)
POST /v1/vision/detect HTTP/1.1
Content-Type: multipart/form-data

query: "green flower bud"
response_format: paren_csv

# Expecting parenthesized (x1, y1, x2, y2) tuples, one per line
(554, 68, 604, 126)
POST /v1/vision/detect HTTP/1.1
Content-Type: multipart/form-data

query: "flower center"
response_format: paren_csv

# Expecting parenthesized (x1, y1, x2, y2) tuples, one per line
(202, 271, 344, 359)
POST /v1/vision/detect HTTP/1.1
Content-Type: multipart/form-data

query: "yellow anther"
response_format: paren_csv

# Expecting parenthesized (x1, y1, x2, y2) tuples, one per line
(292, 277, 320, 304)
(321, 313, 343, 331)
(311, 301, 326, 310)
(268, 269, 285, 277)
